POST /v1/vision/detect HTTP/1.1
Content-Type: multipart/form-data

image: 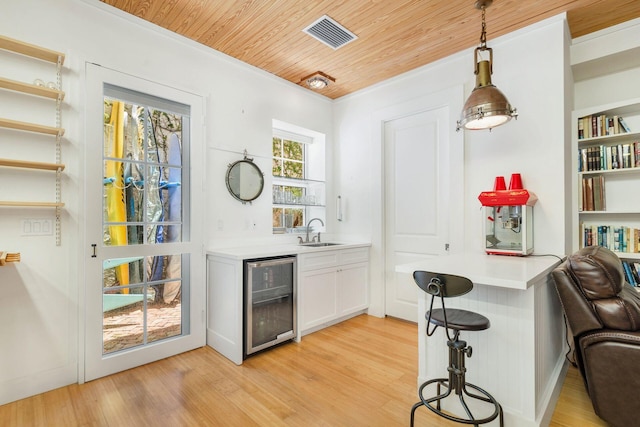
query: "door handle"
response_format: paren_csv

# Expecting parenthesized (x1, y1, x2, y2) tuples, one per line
(91, 244, 97, 258)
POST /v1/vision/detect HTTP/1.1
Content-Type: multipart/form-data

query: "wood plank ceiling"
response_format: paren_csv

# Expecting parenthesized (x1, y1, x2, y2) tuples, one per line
(101, 0, 640, 99)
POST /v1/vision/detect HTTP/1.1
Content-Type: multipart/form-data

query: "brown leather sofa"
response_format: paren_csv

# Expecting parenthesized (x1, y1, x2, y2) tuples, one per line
(551, 246, 640, 427)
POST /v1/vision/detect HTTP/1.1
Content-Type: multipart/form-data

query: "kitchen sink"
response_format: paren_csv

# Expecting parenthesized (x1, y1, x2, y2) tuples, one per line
(300, 242, 343, 247)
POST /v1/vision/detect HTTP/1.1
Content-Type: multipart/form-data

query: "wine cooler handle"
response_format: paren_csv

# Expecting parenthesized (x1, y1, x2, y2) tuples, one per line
(247, 257, 295, 269)
(253, 294, 290, 305)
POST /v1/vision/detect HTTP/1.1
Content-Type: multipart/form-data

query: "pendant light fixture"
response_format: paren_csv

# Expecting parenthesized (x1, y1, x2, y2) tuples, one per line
(457, 0, 517, 131)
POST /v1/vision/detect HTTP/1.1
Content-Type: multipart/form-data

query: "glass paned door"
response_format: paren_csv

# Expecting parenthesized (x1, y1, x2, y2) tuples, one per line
(85, 64, 205, 382)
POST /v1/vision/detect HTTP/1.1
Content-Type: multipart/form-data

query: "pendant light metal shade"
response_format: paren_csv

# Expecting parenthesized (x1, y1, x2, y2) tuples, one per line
(457, 0, 517, 131)
(458, 59, 517, 130)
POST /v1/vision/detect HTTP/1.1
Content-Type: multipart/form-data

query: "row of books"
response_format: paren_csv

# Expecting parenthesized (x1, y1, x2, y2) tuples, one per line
(622, 260, 640, 288)
(580, 175, 605, 212)
(581, 225, 640, 253)
(578, 141, 640, 172)
(577, 114, 631, 139)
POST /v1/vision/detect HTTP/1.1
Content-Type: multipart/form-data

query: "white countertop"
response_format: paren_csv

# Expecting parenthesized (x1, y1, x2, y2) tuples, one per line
(396, 252, 562, 290)
(207, 241, 371, 260)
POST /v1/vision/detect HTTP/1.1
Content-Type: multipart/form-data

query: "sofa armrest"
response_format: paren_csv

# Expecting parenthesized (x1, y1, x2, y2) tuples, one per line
(579, 330, 640, 427)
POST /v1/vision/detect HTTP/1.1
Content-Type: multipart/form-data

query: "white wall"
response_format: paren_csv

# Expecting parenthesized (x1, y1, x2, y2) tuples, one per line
(333, 15, 571, 317)
(0, 0, 331, 404)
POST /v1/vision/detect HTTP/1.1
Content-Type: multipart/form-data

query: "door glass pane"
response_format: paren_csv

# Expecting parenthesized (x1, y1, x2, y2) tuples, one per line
(103, 99, 183, 247)
(102, 255, 184, 354)
(101, 90, 188, 355)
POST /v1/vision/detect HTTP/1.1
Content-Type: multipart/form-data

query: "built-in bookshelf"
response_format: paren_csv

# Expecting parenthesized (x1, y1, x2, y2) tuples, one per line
(574, 98, 640, 259)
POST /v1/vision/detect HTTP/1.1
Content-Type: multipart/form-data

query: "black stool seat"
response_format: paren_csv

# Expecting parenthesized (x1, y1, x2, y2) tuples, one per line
(427, 308, 490, 331)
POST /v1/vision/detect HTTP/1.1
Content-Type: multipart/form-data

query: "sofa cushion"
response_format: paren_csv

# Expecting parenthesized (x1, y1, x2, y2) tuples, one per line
(568, 246, 624, 299)
(566, 246, 640, 331)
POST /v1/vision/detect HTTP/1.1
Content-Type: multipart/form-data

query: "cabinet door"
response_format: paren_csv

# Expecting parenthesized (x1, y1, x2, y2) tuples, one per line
(337, 262, 369, 316)
(300, 267, 337, 331)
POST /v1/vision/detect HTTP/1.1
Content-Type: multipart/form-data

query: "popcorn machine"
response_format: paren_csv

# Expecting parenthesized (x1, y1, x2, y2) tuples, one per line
(478, 174, 537, 256)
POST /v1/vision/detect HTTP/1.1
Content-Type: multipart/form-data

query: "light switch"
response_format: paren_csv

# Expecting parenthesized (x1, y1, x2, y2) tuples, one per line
(21, 219, 54, 236)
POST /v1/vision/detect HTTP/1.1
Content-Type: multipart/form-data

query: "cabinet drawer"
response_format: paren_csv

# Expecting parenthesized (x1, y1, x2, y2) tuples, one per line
(299, 247, 370, 271)
(298, 251, 340, 271)
(338, 247, 369, 265)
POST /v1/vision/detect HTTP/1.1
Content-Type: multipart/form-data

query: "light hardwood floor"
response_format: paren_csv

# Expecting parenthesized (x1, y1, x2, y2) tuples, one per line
(0, 315, 606, 426)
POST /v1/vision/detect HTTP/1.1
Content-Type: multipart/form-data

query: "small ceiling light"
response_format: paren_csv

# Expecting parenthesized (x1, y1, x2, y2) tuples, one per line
(299, 71, 335, 90)
(457, 0, 517, 131)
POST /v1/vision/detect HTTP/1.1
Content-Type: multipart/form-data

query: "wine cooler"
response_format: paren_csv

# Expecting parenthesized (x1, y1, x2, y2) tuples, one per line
(243, 255, 297, 358)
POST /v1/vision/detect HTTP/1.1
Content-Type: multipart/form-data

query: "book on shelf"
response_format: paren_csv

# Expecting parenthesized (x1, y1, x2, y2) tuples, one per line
(577, 114, 632, 139)
(581, 225, 640, 253)
(578, 141, 640, 172)
(580, 175, 605, 211)
(593, 176, 604, 211)
(622, 260, 636, 286)
(619, 116, 632, 133)
(622, 259, 640, 287)
(578, 119, 584, 140)
(622, 144, 632, 168)
(632, 261, 640, 285)
(582, 177, 593, 211)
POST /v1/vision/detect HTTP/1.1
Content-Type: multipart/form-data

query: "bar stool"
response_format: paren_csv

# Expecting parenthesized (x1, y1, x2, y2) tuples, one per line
(410, 271, 503, 427)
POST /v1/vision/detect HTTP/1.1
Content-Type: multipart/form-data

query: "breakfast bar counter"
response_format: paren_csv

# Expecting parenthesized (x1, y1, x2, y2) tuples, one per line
(397, 252, 564, 427)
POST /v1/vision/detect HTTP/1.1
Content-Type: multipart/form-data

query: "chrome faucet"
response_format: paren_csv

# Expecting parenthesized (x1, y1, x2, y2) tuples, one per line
(303, 217, 324, 243)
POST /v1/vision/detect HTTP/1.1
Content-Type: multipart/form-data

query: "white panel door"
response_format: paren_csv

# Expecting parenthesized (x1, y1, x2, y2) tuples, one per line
(83, 64, 206, 382)
(384, 106, 451, 322)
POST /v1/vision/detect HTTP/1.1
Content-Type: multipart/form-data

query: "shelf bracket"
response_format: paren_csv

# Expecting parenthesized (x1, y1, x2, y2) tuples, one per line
(55, 54, 63, 246)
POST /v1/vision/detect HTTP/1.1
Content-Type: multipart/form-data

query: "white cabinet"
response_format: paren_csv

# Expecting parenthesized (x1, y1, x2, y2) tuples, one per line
(299, 266, 338, 329)
(298, 247, 369, 335)
(206, 255, 244, 365)
(338, 261, 369, 315)
(573, 98, 640, 258)
(206, 244, 370, 363)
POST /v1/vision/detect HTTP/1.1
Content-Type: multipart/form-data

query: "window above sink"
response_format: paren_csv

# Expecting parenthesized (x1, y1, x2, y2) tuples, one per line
(271, 120, 326, 235)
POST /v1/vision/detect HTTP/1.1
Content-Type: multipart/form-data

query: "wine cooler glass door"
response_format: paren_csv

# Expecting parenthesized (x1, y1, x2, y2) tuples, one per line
(244, 256, 296, 357)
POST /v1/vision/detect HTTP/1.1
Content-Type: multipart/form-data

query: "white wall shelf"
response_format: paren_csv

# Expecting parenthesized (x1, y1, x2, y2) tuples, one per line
(0, 35, 65, 245)
(578, 130, 640, 145)
(579, 167, 640, 177)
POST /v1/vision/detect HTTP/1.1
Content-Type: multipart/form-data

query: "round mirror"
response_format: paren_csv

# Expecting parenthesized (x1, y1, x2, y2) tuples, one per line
(226, 158, 264, 204)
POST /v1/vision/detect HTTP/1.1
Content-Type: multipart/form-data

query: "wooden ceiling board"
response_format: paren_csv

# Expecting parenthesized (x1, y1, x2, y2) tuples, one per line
(567, 0, 640, 37)
(101, 0, 640, 99)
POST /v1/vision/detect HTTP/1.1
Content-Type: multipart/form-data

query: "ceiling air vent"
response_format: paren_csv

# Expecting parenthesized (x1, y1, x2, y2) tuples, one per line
(303, 15, 357, 50)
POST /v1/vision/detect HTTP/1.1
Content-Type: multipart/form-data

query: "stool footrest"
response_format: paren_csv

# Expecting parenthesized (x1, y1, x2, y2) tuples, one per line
(410, 378, 503, 426)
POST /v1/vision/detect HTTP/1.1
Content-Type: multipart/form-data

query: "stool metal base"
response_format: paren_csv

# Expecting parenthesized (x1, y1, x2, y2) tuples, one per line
(410, 377, 503, 426)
